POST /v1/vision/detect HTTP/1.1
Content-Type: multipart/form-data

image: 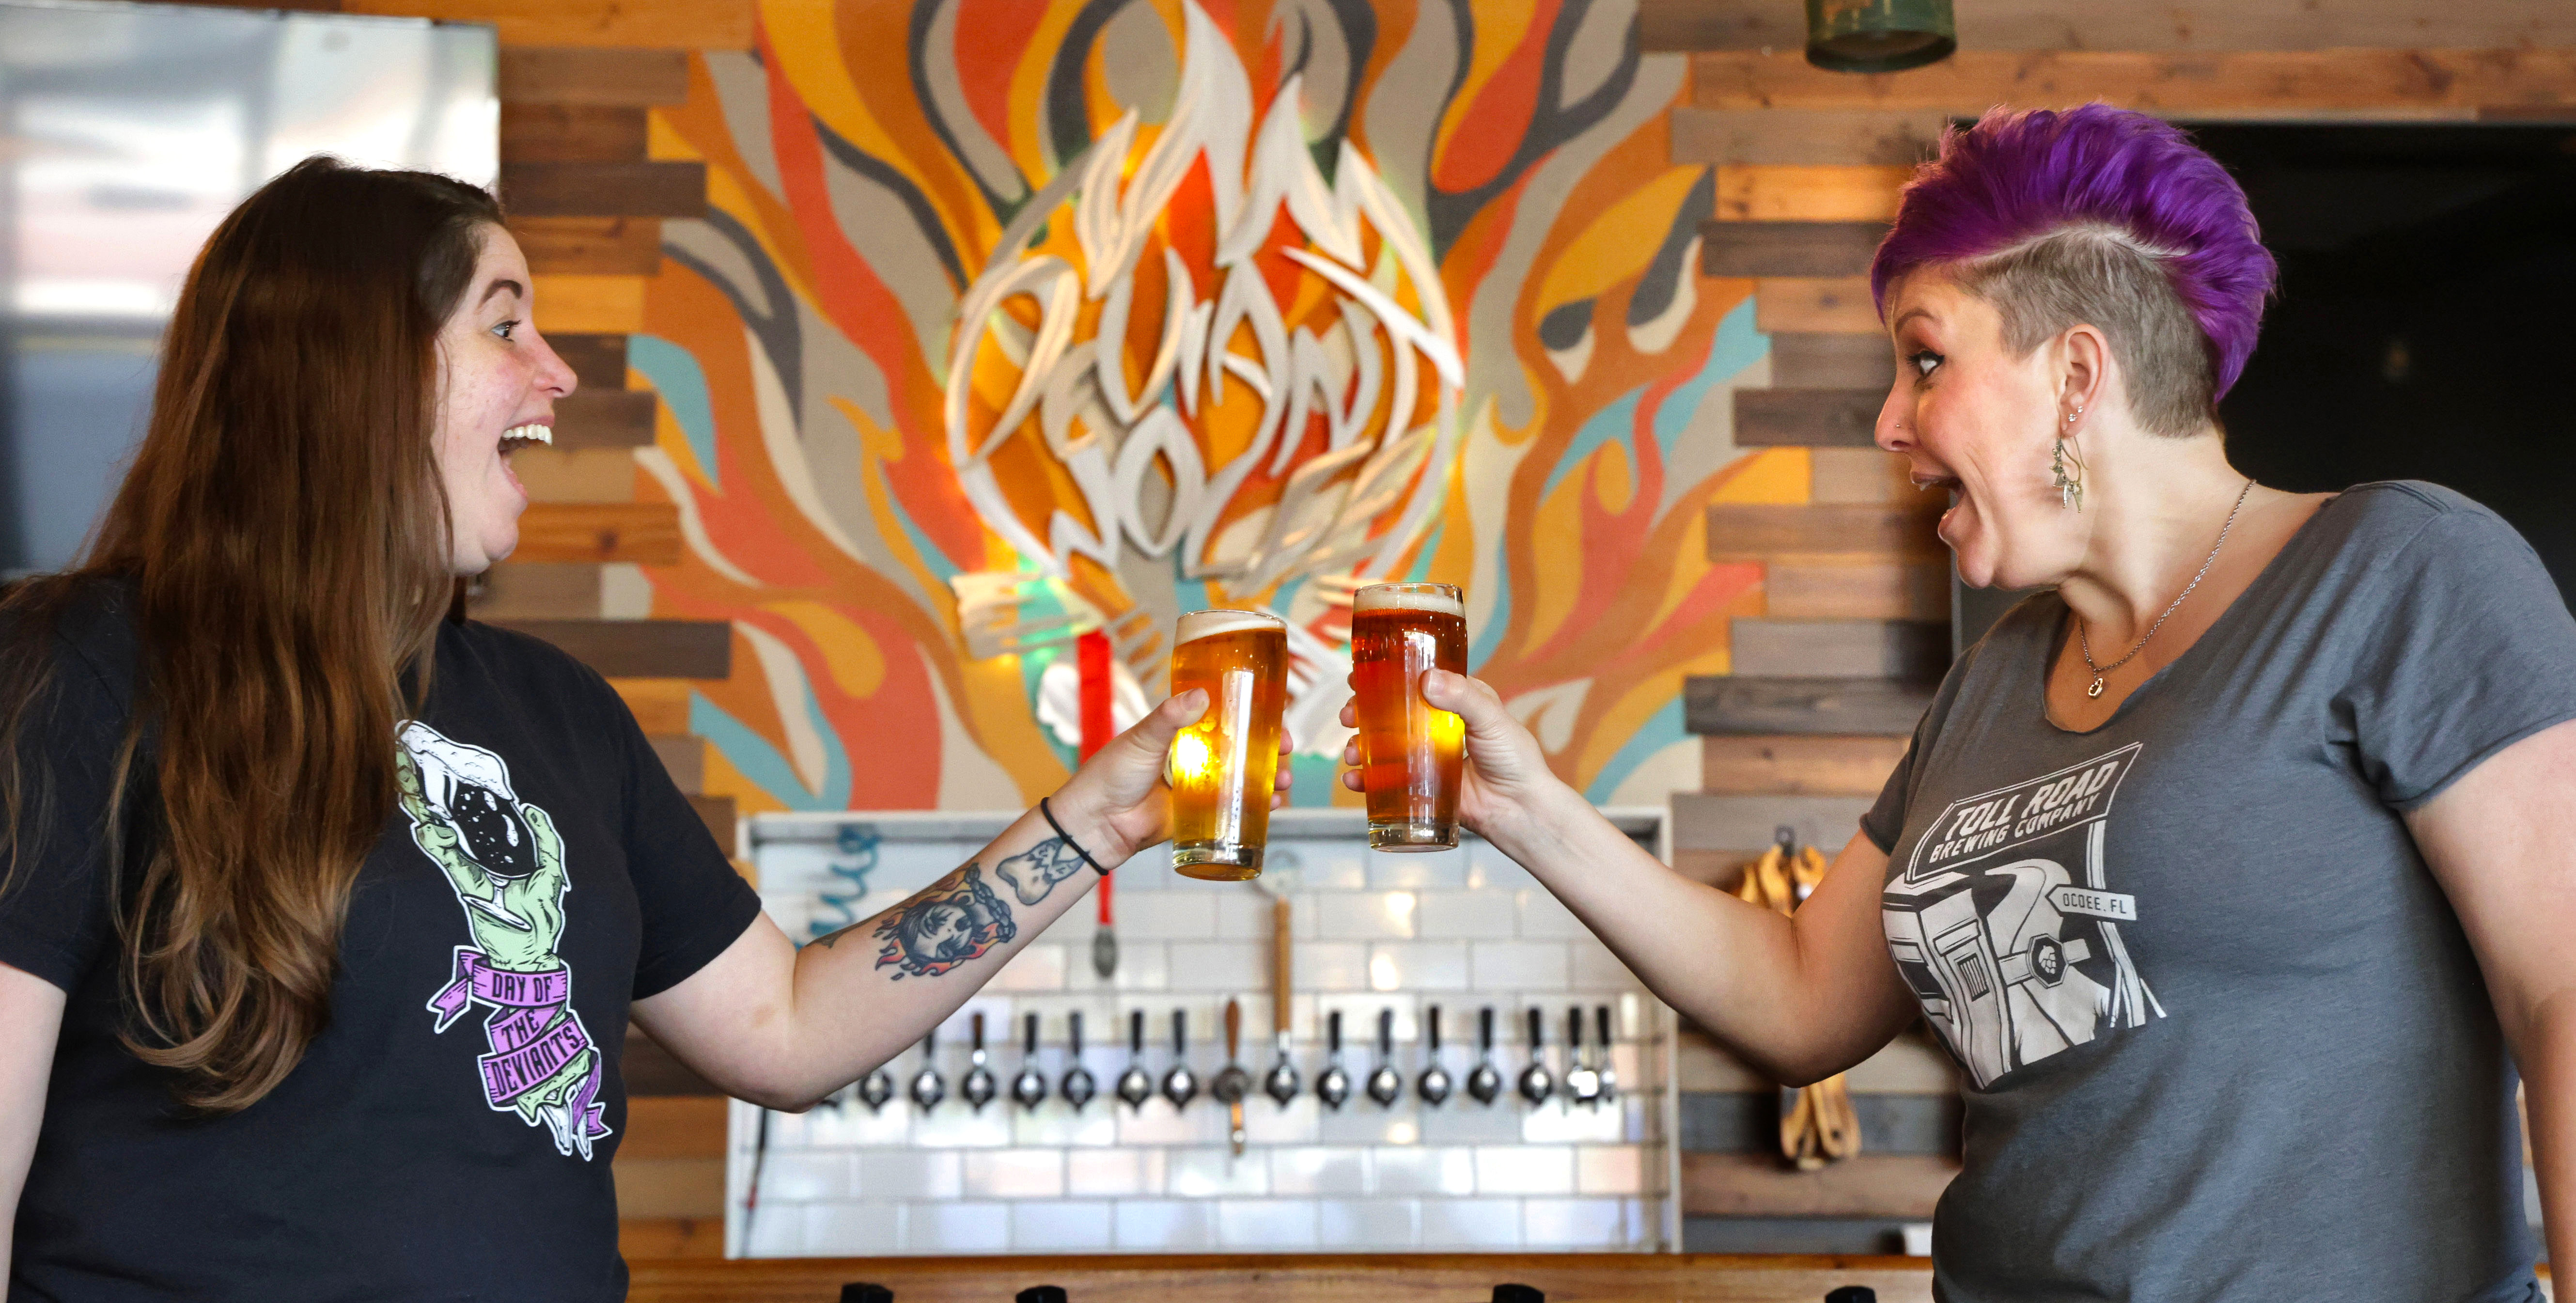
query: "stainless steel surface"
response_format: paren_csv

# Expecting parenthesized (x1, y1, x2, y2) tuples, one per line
(1059, 1011, 1096, 1112)
(961, 1012, 997, 1113)
(1415, 1004, 1452, 1106)
(1159, 1008, 1198, 1110)
(1010, 1012, 1047, 1111)
(1115, 1009, 1153, 1111)
(0, 0, 497, 575)
(856, 1067, 894, 1113)
(1466, 1005, 1502, 1106)
(1262, 1029, 1300, 1108)
(907, 1032, 945, 1112)
(1516, 1006, 1554, 1106)
(1315, 1009, 1350, 1110)
(1364, 1007, 1401, 1108)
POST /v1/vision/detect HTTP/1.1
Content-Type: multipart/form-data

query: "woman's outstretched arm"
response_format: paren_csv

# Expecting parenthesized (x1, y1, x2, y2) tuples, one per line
(630, 690, 1284, 1112)
(0, 962, 64, 1281)
(1365, 670, 1919, 1084)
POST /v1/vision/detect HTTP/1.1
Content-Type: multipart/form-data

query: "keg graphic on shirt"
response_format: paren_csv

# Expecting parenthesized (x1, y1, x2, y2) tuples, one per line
(1882, 742, 2163, 1089)
(397, 722, 613, 1161)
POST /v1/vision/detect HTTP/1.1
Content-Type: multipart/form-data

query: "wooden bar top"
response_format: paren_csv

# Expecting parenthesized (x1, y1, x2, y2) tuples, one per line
(629, 1253, 1935, 1303)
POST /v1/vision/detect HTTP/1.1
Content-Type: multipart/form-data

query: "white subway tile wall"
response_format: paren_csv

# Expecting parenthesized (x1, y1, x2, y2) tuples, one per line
(732, 815, 1674, 1257)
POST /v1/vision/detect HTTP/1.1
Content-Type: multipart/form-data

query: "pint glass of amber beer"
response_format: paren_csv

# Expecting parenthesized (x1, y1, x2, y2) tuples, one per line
(1168, 610, 1289, 879)
(1350, 582, 1467, 851)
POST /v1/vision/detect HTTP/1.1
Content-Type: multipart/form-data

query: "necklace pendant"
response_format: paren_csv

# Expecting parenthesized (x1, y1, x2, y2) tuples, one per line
(2086, 676, 2106, 699)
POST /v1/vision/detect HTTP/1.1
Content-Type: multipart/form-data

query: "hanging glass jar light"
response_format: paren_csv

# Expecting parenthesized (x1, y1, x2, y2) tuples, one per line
(1804, 0, 1957, 73)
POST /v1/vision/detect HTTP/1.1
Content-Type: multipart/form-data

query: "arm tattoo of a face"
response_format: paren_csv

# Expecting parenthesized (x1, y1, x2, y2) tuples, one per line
(994, 835, 1087, 906)
(863, 863, 1017, 979)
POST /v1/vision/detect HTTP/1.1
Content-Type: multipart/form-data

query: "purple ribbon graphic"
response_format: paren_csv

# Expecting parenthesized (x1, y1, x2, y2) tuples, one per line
(427, 946, 610, 1141)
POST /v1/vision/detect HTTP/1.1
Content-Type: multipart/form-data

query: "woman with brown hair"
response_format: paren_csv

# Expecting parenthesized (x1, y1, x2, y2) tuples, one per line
(0, 158, 1262, 1298)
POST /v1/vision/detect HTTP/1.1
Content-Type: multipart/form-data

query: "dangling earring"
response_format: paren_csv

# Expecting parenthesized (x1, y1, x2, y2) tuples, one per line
(2053, 407, 2086, 512)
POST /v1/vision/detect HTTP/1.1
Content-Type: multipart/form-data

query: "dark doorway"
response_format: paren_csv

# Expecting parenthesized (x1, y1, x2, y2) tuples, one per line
(1957, 121, 2576, 649)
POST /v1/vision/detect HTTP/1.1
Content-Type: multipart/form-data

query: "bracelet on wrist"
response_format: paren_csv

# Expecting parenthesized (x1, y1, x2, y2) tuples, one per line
(1038, 797, 1109, 875)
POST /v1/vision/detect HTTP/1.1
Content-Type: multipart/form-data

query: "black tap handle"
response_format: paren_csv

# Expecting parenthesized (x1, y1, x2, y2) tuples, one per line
(1479, 1006, 1495, 1051)
(1171, 1008, 1187, 1053)
(1568, 1005, 1583, 1051)
(921, 1028, 935, 1056)
(1428, 1005, 1443, 1052)
(1129, 1008, 1145, 1053)
(1377, 1008, 1394, 1056)
(1069, 1011, 1085, 1056)
(1328, 1009, 1343, 1052)
(1596, 1004, 1612, 1051)
(1025, 1012, 1040, 1056)
(971, 1012, 985, 1052)
(1527, 1006, 1544, 1049)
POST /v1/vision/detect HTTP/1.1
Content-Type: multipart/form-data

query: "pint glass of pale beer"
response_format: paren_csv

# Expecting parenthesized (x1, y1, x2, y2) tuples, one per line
(1350, 582, 1467, 851)
(1168, 610, 1289, 879)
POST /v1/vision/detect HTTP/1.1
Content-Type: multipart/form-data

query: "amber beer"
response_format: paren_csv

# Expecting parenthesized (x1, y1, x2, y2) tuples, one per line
(1351, 582, 1467, 851)
(1168, 610, 1289, 880)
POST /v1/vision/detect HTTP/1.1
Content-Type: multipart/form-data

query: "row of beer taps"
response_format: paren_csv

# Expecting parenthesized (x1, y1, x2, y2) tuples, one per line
(833, 1003, 1622, 1115)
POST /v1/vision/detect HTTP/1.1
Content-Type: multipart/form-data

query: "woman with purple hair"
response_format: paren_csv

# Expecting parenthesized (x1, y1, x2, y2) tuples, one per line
(1347, 104, 2576, 1296)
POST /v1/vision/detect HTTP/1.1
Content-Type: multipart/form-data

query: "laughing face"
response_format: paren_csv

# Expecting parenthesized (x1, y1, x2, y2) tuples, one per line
(1874, 269, 2093, 591)
(433, 225, 577, 576)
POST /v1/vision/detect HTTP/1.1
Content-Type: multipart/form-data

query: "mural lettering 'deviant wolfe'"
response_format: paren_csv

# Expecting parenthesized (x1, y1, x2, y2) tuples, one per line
(636, 0, 1785, 815)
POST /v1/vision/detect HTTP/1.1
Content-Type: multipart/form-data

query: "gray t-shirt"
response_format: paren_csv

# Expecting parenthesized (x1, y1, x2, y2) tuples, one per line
(1863, 482, 2576, 1301)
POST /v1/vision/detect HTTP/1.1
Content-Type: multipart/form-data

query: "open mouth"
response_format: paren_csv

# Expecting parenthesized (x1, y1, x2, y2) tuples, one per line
(498, 423, 554, 456)
(1912, 471, 1966, 542)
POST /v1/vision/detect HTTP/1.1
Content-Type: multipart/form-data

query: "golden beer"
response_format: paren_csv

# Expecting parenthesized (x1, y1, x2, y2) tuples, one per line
(1168, 610, 1288, 880)
(1350, 583, 1466, 851)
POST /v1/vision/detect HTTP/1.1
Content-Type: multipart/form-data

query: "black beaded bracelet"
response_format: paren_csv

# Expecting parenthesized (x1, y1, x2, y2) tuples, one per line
(1038, 797, 1108, 875)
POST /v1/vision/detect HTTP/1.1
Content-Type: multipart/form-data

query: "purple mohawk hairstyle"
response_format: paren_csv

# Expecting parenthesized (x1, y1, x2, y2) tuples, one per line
(1869, 104, 2278, 403)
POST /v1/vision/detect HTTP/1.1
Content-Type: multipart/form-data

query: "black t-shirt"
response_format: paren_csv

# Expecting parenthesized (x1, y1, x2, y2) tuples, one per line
(1, 584, 763, 1302)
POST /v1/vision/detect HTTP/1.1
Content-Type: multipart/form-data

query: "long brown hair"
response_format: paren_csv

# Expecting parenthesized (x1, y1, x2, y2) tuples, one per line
(0, 157, 500, 1111)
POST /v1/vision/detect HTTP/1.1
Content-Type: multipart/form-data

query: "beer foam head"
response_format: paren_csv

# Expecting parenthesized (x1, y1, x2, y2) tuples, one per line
(1353, 584, 1464, 617)
(1176, 609, 1283, 644)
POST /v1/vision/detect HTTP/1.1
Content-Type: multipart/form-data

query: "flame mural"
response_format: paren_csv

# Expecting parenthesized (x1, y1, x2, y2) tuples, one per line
(631, 0, 1797, 817)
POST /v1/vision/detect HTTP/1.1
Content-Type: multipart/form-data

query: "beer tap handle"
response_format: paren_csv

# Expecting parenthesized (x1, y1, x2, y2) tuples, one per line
(1171, 1007, 1188, 1056)
(1596, 1004, 1613, 1053)
(1129, 1008, 1145, 1056)
(1527, 1006, 1545, 1056)
(971, 1012, 986, 1063)
(1069, 1011, 1085, 1057)
(1377, 1007, 1394, 1062)
(1328, 1009, 1343, 1057)
(1024, 1012, 1041, 1058)
(1226, 998, 1242, 1061)
(1568, 1005, 1583, 1058)
(1427, 1005, 1443, 1053)
(1479, 1006, 1495, 1054)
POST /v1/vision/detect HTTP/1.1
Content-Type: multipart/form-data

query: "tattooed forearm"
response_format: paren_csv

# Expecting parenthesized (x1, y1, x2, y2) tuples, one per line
(994, 835, 1087, 906)
(860, 863, 1017, 979)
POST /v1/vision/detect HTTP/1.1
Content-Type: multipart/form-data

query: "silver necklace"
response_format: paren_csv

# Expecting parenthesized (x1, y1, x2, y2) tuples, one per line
(2077, 478, 2255, 699)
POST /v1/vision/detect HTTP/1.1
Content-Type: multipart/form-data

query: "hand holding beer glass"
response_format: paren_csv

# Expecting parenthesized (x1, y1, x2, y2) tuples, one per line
(1168, 610, 1289, 879)
(1350, 582, 1468, 851)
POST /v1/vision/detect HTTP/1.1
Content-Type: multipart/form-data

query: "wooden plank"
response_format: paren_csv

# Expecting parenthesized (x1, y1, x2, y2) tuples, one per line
(1755, 278, 1880, 334)
(1809, 447, 1910, 504)
(502, 161, 706, 218)
(612, 1155, 725, 1218)
(1643, 0, 2576, 53)
(649, 733, 705, 793)
(1683, 1152, 1958, 1219)
(469, 561, 600, 620)
(1707, 503, 1944, 561)
(1715, 165, 1908, 222)
(1672, 792, 1877, 854)
(547, 333, 629, 391)
(1772, 333, 1894, 390)
(611, 677, 694, 734)
(554, 390, 659, 450)
(500, 104, 648, 163)
(1689, 49, 2576, 114)
(1670, 107, 1945, 167)
(1701, 221, 1888, 278)
(513, 502, 680, 566)
(1702, 735, 1912, 796)
(1736, 388, 1883, 448)
(492, 619, 732, 679)
(688, 794, 737, 852)
(1686, 675, 1936, 737)
(1732, 618, 1949, 680)
(515, 216, 663, 275)
(348, 6, 754, 54)
(514, 447, 638, 503)
(1680, 1027, 1960, 1094)
(493, 47, 695, 104)
(629, 1255, 1937, 1303)
(532, 274, 646, 333)
(1768, 559, 1951, 621)
(620, 1218, 724, 1260)
(622, 1095, 727, 1161)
